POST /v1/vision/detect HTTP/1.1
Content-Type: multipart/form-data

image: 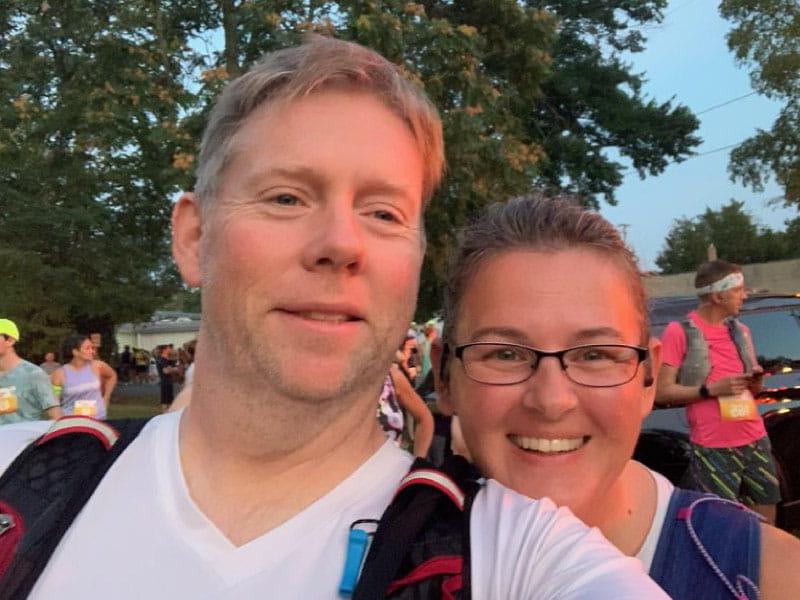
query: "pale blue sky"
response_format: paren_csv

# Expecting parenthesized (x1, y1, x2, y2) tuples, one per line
(598, 0, 797, 271)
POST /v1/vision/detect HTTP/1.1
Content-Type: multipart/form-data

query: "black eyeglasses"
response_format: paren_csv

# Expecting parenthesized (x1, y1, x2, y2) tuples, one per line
(454, 342, 648, 387)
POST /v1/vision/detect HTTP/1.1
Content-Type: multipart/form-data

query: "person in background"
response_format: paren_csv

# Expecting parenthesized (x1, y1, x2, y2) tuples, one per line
(156, 345, 177, 412)
(436, 196, 800, 599)
(395, 334, 419, 384)
(180, 339, 197, 388)
(655, 260, 780, 524)
(51, 334, 116, 420)
(132, 347, 148, 384)
(0, 319, 61, 424)
(39, 352, 62, 376)
(118, 345, 133, 383)
(377, 349, 434, 457)
(416, 320, 438, 389)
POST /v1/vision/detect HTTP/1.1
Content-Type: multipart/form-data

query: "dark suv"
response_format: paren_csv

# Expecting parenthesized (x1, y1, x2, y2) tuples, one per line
(635, 293, 800, 531)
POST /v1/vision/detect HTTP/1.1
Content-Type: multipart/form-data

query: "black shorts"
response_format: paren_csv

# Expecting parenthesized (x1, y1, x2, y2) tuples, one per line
(683, 436, 781, 505)
(160, 383, 174, 406)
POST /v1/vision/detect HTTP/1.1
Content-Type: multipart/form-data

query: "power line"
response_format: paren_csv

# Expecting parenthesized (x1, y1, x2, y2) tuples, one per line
(694, 142, 741, 157)
(696, 92, 758, 115)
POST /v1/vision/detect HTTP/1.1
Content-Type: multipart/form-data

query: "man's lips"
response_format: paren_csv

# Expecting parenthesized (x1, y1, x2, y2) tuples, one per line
(509, 434, 590, 454)
(275, 303, 365, 323)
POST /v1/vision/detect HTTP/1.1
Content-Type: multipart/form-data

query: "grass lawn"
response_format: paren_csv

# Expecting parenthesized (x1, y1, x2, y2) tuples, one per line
(107, 388, 162, 420)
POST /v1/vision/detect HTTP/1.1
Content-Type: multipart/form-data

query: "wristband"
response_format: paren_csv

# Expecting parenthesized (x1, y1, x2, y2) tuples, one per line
(699, 384, 711, 398)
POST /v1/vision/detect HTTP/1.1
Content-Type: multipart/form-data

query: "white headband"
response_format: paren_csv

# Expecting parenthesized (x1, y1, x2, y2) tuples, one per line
(695, 272, 744, 296)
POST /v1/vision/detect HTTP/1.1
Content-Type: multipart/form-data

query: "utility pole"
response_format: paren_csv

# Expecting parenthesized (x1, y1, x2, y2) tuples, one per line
(618, 223, 630, 244)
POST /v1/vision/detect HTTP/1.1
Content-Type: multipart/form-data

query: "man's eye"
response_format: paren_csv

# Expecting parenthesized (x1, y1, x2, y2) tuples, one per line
(270, 194, 299, 206)
(372, 209, 401, 223)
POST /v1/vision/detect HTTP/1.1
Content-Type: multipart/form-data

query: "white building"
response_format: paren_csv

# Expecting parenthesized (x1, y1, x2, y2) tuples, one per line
(115, 311, 200, 351)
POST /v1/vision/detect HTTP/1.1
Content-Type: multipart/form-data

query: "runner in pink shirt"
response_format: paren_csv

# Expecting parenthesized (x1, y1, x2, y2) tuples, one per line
(655, 260, 780, 524)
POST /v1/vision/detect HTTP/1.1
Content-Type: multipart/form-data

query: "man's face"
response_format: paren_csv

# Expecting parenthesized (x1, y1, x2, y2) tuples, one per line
(0, 336, 14, 359)
(178, 90, 425, 402)
(45, 352, 55, 362)
(440, 249, 659, 521)
(717, 282, 747, 316)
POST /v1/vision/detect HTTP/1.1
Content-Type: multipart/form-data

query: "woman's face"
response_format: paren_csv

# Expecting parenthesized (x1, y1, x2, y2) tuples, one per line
(440, 248, 660, 519)
(73, 339, 95, 362)
(402, 338, 417, 355)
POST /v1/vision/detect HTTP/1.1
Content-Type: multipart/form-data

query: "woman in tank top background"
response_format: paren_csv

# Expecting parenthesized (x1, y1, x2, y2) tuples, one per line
(50, 334, 117, 420)
(435, 196, 800, 599)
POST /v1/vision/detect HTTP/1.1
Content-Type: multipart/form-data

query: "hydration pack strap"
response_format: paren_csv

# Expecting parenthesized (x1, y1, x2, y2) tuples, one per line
(0, 417, 150, 600)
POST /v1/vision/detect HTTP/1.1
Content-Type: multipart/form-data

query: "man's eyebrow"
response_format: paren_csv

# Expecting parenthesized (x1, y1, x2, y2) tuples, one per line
(359, 179, 418, 201)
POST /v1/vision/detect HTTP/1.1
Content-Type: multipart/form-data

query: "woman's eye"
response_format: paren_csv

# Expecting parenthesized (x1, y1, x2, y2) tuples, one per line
(490, 348, 524, 361)
(576, 348, 613, 362)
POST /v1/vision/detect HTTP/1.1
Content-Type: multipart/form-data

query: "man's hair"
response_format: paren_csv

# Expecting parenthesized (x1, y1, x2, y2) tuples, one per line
(694, 260, 742, 290)
(442, 194, 648, 346)
(195, 35, 444, 208)
(61, 334, 90, 363)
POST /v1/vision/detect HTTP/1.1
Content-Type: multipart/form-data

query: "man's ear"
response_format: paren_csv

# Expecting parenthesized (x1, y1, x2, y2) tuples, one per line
(641, 338, 662, 420)
(172, 193, 203, 288)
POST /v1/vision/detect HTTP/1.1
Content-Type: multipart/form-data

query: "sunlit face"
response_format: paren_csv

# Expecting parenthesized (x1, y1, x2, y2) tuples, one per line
(177, 90, 425, 403)
(73, 339, 95, 362)
(440, 248, 659, 519)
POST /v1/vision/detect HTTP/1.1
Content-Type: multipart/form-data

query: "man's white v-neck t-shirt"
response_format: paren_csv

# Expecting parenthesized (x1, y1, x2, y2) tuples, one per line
(0, 412, 665, 598)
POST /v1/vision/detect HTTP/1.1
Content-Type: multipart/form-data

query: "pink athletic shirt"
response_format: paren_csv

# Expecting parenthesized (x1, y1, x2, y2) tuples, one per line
(660, 311, 765, 448)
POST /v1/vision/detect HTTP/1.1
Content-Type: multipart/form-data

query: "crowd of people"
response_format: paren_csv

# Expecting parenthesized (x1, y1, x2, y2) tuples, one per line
(0, 36, 798, 598)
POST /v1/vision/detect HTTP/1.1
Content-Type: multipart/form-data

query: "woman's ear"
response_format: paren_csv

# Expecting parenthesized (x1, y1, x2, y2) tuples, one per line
(433, 342, 455, 416)
(641, 338, 662, 419)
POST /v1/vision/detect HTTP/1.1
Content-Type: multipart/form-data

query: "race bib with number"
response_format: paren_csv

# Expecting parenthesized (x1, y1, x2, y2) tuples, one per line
(718, 390, 758, 421)
(0, 387, 17, 415)
(73, 399, 98, 417)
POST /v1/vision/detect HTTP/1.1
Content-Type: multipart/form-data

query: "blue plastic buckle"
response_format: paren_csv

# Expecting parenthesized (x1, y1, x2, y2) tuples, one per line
(338, 519, 378, 597)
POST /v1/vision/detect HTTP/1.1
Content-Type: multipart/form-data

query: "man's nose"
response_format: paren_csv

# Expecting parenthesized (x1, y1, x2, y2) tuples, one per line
(520, 356, 579, 420)
(302, 202, 365, 273)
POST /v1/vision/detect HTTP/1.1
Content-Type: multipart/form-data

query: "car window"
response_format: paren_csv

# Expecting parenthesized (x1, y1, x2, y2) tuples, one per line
(739, 308, 800, 372)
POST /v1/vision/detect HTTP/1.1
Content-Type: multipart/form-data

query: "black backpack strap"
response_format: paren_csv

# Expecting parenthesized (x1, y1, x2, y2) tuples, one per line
(0, 416, 151, 600)
(352, 455, 480, 600)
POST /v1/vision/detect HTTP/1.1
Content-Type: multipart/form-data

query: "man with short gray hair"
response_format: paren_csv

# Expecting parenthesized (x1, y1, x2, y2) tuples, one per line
(0, 37, 664, 598)
(656, 260, 780, 523)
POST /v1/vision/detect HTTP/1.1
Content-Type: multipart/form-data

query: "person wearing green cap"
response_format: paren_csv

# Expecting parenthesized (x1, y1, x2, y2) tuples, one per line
(0, 318, 62, 424)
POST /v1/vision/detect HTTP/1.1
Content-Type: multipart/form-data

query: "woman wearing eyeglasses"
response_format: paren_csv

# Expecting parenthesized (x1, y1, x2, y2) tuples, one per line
(436, 195, 800, 599)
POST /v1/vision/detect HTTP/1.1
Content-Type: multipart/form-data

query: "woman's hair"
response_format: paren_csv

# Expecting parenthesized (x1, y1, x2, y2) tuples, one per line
(442, 194, 648, 345)
(61, 334, 90, 363)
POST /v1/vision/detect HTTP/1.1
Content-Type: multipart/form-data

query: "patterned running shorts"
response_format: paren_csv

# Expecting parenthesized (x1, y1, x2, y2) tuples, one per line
(683, 436, 781, 505)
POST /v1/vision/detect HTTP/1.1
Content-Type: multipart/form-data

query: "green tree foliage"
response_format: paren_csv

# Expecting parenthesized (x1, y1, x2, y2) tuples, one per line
(655, 200, 799, 274)
(0, 1, 199, 356)
(2, 1, 702, 342)
(525, 1, 701, 206)
(720, 0, 800, 206)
